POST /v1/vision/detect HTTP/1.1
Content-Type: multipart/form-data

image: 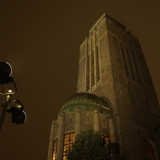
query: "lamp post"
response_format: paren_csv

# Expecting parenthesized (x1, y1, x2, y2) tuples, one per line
(0, 61, 27, 132)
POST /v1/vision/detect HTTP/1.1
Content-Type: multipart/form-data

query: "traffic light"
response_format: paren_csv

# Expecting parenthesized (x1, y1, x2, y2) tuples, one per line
(7, 107, 27, 125)
(0, 61, 17, 92)
(4, 100, 27, 125)
(0, 61, 12, 77)
(0, 61, 12, 84)
(0, 61, 26, 131)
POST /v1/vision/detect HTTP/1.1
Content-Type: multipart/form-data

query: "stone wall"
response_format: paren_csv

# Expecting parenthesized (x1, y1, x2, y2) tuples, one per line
(77, 14, 160, 160)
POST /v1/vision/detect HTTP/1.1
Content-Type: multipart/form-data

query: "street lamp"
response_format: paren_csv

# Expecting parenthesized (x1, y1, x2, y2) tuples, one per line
(0, 61, 27, 131)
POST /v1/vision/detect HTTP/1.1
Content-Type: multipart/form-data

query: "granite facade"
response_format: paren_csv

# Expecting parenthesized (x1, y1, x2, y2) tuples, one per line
(77, 14, 160, 160)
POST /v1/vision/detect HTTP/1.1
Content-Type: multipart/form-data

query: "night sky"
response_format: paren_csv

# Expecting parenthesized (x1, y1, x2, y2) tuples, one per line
(0, 1, 160, 160)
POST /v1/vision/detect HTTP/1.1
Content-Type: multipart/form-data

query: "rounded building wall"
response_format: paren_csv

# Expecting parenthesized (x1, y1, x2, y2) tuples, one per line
(53, 109, 112, 139)
(47, 93, 117, 160)
(53, 92, 114, 138)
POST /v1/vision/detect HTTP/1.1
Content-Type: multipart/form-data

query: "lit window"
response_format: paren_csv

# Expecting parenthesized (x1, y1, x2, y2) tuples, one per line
(52, 139, 58, 160)
(63, 133, 75, 160)
(144, 140, 156, 160)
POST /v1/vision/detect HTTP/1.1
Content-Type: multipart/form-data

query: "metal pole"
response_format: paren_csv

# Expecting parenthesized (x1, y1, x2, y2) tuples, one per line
(0, 95, 10, 132)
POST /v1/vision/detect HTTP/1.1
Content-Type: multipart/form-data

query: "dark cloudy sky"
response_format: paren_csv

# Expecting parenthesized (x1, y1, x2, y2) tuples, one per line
(0, 1, 160, 160)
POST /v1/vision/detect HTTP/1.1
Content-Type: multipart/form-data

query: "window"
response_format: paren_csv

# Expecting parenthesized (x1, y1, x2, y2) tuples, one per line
(96, 46, 100, 82)
(63, 133, 75, 160)
(102, 135, 110, 145)
(52, 139, 58, 160)
(144, 140, 156, 160)
(91, 51, 95, 86)
(68, 115, 72, 124)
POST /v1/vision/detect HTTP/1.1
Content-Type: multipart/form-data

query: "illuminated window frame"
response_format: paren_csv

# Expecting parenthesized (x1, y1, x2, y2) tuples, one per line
(63, 133, 75, 160)
(52, 139, 58, 160)
(144, 140, 156, 160)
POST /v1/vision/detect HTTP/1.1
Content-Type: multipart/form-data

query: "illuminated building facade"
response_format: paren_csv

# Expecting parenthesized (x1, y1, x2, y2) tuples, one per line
(47, 14, 160, 160)
(47, 92, 115, 160)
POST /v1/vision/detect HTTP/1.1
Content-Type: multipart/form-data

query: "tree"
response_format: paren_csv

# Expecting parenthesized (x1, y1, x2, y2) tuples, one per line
(67, 129, 110, 160)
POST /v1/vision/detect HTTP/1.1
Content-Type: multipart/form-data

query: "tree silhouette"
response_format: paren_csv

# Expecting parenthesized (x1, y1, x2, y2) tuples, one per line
(67, 129, 110, 160)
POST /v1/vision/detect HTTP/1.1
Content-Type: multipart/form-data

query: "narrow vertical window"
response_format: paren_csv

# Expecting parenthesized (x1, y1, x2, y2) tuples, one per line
(52, 139, 58, 160)
(126, 47, 139, 82)
(63, 133, 75, 160)
(144, 140, 156, 160)
(131, 49, 141, 83)
(120, 43, 132, 78)
(86, 52, 89, 91)
(96, 46, 100, 82)
(91, 51, 95, 86)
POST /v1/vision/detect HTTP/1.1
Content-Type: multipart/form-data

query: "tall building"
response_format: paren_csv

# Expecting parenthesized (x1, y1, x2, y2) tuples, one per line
(47, 14, 160, 160)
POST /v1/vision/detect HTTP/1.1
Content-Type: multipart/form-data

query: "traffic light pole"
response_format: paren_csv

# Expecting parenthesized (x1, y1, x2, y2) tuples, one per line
(0, 62, 27, 131)
(0, 94, 11, 132)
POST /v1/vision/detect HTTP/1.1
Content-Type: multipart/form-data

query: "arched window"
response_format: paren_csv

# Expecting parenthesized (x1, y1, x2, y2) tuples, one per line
(144, 140, 156, 160)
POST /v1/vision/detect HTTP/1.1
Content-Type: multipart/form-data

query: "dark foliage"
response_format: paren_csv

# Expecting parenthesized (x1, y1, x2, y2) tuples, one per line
(67, 129, 110, 160)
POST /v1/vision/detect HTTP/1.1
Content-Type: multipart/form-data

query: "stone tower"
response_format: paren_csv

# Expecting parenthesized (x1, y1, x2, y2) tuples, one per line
(77, 14, 160, 159)
(48, 14, 160, 160)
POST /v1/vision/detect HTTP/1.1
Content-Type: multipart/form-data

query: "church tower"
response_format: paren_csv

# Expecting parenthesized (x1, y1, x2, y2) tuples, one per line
(48, 14, 160, 160)
(77, 14, 160, 159)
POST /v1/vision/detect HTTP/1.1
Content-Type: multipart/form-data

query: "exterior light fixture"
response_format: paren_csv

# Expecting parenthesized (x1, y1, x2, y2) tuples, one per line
(0, 61, 17, 92)
(0, 61, 27, 131)
(0, 61, 12, 78)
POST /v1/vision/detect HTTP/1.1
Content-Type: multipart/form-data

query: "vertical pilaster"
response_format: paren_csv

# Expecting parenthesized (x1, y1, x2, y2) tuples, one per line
(47, 121, 55, 160)
(108, 117, 116, 143)
(94, 110, 99, 132)
(57, 112, 66, 160)
(92, 32, 96, 86)
(75, 108, 82, 135)
(108, 117, 119, 155)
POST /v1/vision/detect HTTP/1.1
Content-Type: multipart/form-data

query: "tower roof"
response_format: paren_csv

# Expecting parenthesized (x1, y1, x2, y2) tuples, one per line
(59, 92, 111, 116)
